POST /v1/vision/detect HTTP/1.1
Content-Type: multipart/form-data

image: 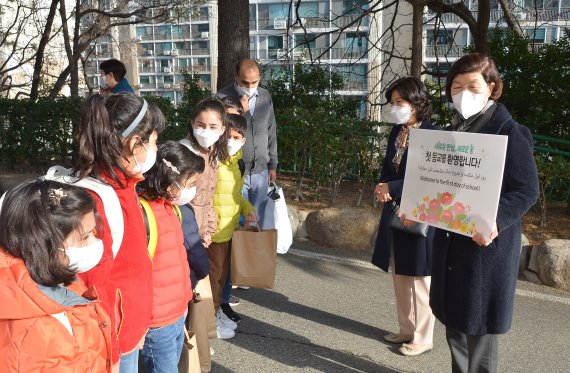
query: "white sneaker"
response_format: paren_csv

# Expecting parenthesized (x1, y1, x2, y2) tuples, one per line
(216, 309, 237, 330)
(237, 285, 250, 290)
(216, 326, 235, 339)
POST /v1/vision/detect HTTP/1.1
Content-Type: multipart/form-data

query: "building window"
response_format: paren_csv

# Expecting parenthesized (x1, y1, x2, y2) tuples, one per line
(268, 35, 284, 50)
(197, 23, 209, 33)
(526, 28, 546, 43)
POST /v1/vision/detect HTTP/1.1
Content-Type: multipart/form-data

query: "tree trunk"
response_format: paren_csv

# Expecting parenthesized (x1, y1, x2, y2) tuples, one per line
(475, 0, 491, 55)
(217, 0, 249, 91)
(30, 0, 59, 102)
(410, 2, 425, 77)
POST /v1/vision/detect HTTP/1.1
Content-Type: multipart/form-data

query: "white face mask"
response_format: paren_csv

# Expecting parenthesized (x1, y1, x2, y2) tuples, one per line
(390, 105, 412, 124)
(172, 184, 197, 206)
(60, 238, 104, 273)
(133, 142, 157, 174)
(99, 75, 109, 89)
(193, 128, 221, 148)
(236, 82, 257, 98)
(227, 138, 245, 156)
(452, 90, 488, 119)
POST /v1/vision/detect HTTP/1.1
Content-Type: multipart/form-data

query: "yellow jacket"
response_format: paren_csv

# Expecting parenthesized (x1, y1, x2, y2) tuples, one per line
(212, 149, 255, 243)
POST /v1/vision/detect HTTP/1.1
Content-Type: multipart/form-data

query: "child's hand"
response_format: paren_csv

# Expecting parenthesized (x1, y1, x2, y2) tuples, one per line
(202, 236, 212, 248)
(246, 212, 257, 222)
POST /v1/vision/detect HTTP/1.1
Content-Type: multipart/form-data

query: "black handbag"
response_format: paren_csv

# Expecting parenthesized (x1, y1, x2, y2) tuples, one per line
(389, 202, 429, 237)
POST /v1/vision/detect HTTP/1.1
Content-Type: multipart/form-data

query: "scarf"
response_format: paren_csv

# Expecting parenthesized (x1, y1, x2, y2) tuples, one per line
(392, 121, 421, 171)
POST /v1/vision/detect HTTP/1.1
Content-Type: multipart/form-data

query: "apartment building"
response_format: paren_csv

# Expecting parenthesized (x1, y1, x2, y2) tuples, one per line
(248, 0, 373, 117)
(83, 2, 218, 105)
(424, 0, 570, 79)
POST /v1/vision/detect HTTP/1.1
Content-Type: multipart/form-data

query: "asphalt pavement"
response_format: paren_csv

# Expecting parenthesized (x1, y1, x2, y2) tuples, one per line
(210, 245, 570, 373)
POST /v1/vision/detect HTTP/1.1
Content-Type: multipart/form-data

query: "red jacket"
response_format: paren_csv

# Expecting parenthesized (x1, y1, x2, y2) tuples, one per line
(0, 250, 112, 372)
(145, 198, 193, 327)
(78, 172, 152, 363)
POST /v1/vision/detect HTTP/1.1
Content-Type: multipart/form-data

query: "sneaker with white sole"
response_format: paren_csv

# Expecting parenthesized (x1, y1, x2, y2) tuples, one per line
(216, 325, 235, 339)
(229, 295, 241, 306)
(216, 309, 237, 330)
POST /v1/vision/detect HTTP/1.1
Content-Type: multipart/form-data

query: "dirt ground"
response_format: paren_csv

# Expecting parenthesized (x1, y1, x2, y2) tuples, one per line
(278, 174, 570, 245)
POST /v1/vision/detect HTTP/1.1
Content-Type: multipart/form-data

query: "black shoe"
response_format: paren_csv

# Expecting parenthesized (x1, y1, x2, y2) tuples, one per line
(229, 295, 241, 306)
(221, 303, 241, 323)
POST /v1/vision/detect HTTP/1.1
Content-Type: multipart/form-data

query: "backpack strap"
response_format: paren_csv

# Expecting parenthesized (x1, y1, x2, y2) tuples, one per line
(44, 166, 124, 258)
(172, 204, 182, 223)
(139, 198, 158, 259)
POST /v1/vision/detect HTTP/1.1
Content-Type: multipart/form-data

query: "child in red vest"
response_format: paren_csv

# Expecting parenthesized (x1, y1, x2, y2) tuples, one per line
(138, 141, 205, 372)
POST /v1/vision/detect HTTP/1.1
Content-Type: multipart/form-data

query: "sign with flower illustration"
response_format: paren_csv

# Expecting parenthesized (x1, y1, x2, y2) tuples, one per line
(400, 129, 508, 238)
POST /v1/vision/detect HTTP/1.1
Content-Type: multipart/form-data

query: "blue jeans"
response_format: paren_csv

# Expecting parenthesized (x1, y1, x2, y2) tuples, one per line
(140, 314, 186, 373)
(119, 349, 139, 373)
(243, 169, 274, 229)
(221, 269, 232, 304)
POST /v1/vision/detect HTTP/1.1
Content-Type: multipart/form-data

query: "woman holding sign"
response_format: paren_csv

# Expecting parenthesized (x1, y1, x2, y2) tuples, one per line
(371, 77, 437, 357)
(429, 53, 539, 372)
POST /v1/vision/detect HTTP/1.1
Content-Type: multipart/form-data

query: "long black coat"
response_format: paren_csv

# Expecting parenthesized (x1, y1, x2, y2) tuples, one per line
(371, 120, 437, 276)
(430, 104, 539, 335)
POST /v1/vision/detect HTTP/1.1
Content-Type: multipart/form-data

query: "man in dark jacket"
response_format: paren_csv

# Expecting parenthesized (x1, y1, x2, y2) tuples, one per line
(99, 59, 135, 95)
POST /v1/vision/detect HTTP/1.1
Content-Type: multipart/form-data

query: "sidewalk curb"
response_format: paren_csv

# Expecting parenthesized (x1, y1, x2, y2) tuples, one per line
(287, 248, 570, 306)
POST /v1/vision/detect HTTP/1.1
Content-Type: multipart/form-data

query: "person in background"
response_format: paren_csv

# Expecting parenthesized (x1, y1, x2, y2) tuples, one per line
(216, 59, 278, 230)
(209, 114, 256, 337)
(138, 141, 205, 373)
(371, 76, 437, 357)
(0, 180, 111, 372)
(99, 59, 135, 95)
(430, 53, 539, 373)
(73, 93, 164, 372)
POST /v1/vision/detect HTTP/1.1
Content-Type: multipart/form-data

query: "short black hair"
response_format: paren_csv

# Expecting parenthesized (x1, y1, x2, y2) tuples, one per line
(385, 76, 432, 123)
(220, 96, 244, 115)
(0, 180, 97, 286)
(100, 59, 127, 81)
(226, 114, 247, 137)
(140, 141, 205, 201)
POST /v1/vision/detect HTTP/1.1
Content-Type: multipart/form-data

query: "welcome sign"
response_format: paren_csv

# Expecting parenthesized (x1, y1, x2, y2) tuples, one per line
(399, 129, 508, 238)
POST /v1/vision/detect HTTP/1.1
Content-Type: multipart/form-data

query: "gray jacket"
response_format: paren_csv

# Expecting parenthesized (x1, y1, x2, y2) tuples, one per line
(216, 84, 278, 174)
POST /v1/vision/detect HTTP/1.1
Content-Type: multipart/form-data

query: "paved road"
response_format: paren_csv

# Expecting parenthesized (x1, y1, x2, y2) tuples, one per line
(210, 250, 570, 373)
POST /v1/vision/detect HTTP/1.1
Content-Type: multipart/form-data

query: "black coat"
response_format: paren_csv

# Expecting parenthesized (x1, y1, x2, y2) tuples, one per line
(429, 103, 539, 335)
(371, 120, 437, 276)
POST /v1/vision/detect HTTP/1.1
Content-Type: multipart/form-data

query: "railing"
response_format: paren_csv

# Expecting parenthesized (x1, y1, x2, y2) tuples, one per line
(424, 8, 570, 24)
(343, 80, 367, 91)
(331, 14, 369, 28)
(191, 48, 209, 55)
(330, 47, 368, 60)
(425, 44, 466, 58)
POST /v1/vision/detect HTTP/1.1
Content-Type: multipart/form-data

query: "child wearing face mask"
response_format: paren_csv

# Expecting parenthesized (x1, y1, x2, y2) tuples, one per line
(137, 141, 205, 373)
(209, 114, 256, 339)
(71, 93, 165, 372)
(0, 180, 111, 372)
(180, 98, 230, 248)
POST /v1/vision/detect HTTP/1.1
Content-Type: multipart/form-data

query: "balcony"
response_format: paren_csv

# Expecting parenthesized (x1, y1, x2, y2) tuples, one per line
(330, 47, 368, 60)
(191, 48, 209, 55)
(331, 14, 369, 28)
(424, 8, 570, 24)
(343, 80, 367, 91)
(425, 44, 467, 58)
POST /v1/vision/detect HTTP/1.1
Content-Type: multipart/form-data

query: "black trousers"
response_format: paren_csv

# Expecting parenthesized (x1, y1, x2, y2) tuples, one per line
(446, 327, 499, 373)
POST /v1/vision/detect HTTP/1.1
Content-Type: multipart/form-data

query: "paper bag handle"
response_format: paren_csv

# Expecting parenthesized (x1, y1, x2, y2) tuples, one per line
(243, 220, 261, 232)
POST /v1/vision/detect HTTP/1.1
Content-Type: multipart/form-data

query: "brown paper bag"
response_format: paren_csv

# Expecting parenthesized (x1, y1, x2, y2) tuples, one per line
(231, 226, 277, 289)
(178, 328, 200, 373)
(178, 275, 217, 373)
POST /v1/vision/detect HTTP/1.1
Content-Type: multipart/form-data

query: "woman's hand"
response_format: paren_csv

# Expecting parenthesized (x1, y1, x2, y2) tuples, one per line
(472, 223, 498, 247)
(399, 213, 417, 228)
(246, 212, 257, 222)
(374, 183, 392, 203)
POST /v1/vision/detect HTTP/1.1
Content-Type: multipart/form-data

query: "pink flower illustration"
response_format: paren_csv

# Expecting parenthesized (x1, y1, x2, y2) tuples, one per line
(429, 199, 440, 211)
(418, 213, 427, 222)
(440, 192, 454, 205)
(441, 210, 454, 223)
(427, 212, 439, 224)
(453, 202, 465, 215)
